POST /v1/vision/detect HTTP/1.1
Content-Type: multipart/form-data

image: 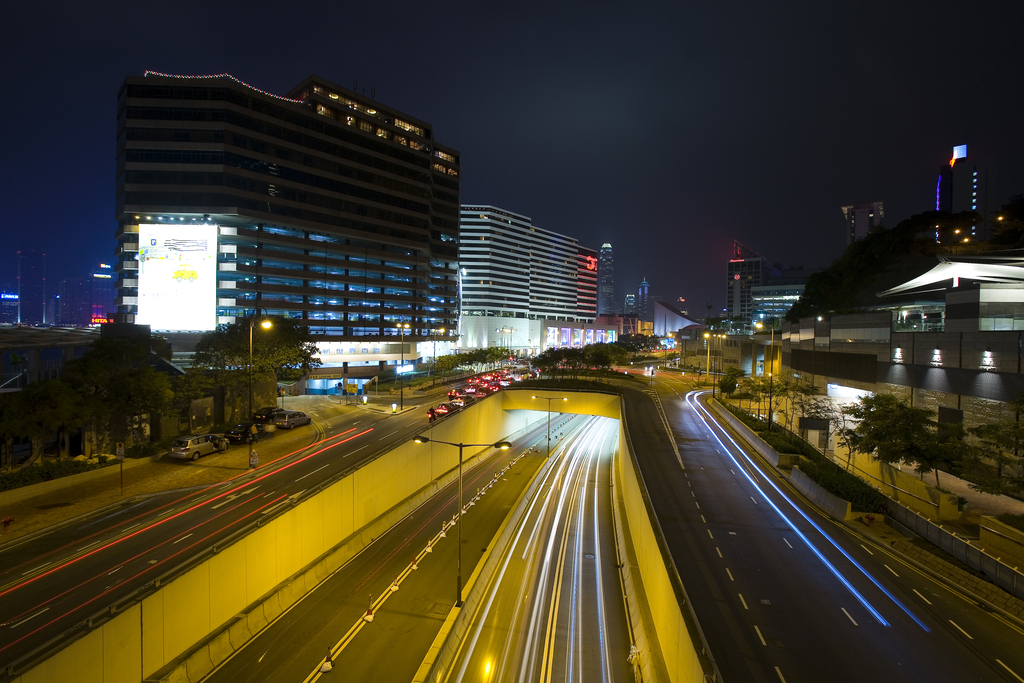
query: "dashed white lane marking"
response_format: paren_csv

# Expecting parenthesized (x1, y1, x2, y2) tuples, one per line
(295, 463, 330, 482)
(21, 562, 51, 576)
(726, 568, 734, 581)
(860, 543, 874, 555)
(694, 501, 700, 509)
(775, 666, 788, 682)
(783, 538, 793, 549)
(701, 515, 707, 523)
(707, 530, 714, 539)
(997, 659, 1024, 682)
(738, 594, 748, 610)
(174, 533, 193, 544)
(912, 589, 932, 605)
(842, 608, 858, 626)
(750, 496, 758, 505)
(883, 564, 899, 577)
(716, 547, 723, 558)
(77, 539, 104, 552)
(123, 523, 140, 531)
(691, 490, 695, 497)
(754, 625, 766, 646)
(8, 608, 48, 628)
(949, 620, 973, 639)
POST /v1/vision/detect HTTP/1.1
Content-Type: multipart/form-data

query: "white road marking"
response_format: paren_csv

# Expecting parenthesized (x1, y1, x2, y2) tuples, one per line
(691, 491, 695, 497)
(750, 496, 758, 505)
(997, 659, 1024, 682)
(842, 608, 858, 626)
(949, 620, 973, 639)
(783, 538, 793, 549)
(345, 444, 369, 457)
(775, 666, 787, 683)
(883, 564, 899, 577)
(123, 523, 141, 531)
(701, 515, 707, 523)
(730, 469, 735, 475)
(694, 501, 700, 509)
(726, 568, 734, 581)
(716, 547, 722, 558)
(754, 625, 766, 646)
(295, 463, 330, 482)
(174, 533, 193, 544)
(912, 589, 932, 605)
(8, 608, 48, 628)
(21, 562, 51, 576)
(738, 594, 748, 610)
(77, 539, 104, 552)
(108, 565, 122, 575)
(860, 544, 874, 555)
(707, 530, 714, 539)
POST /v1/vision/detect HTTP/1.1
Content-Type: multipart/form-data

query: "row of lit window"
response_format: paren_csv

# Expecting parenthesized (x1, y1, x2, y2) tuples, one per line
(315, 102, 428, 151)
(433, 163, 459, 177)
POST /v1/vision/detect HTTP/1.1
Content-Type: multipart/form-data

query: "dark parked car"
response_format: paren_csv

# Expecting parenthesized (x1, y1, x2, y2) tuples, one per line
(252, 407, 286, 424)
(225, 422, 269, 444)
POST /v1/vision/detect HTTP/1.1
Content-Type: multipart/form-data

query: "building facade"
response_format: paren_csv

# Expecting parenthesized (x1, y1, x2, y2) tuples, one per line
(598, 242, 618, 315)
(726, 241, 780, 321)
(17, 250, 46, 325)
(114, 72, 461, 392)
(637, 279, 652, 322)
(841, 202, 884, 245)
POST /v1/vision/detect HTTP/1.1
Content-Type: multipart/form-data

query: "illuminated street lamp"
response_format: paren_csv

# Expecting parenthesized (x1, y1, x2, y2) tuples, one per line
(431, 327, 446, 388)
(396, 323, 411, 410)
(531, 395, 568, 457)
(755, 321, 776, 432)
(248, 308, 272, 466)
(413, 436, 511, 606)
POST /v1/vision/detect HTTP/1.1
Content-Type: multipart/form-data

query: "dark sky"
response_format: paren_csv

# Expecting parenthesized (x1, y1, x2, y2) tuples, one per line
(4, 1, 1023, 315)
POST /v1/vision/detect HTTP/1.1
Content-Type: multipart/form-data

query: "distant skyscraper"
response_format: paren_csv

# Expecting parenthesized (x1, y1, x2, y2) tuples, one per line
(17, 250, 46, 324)
(726, 241, 779, 321)
(841, 202, 884, 245)
(598, 243, 618, 315)
(57, 264, 115, 326)
(623, 293, 636, 314)
(637, 278, 652, 322)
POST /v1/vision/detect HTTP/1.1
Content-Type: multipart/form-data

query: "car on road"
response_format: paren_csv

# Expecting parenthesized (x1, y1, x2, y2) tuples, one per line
(225, 422, 270, 444)
(274, 410, 312, 429)
(167, 434, 228, 461)
(252, 407, 287, 424)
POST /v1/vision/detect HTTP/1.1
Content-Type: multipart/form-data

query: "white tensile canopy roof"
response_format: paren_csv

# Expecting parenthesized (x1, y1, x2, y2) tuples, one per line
(878, 258, 1024, 297)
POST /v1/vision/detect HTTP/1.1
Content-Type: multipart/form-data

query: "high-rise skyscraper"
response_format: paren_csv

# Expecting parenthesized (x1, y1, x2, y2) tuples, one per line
(17, 249, 46, 325)
(598, 243, 618, 315)
(623, 293, 636, 314)
(841, 202, 884, 245)
(637, 278, 652, 322)
(726, 241, 780, 320)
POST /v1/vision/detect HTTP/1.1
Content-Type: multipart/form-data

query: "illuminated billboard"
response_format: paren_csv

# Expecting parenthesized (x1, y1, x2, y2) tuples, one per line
(952, 144, 967, 160)
(136, 224, 217, 331)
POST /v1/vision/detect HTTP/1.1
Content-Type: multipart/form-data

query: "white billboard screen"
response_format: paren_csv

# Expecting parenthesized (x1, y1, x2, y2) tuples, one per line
(136, 224, 217, 331)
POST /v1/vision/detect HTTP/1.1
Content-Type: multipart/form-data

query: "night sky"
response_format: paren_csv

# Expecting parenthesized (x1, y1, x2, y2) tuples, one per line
(4, 1, 1023, 316)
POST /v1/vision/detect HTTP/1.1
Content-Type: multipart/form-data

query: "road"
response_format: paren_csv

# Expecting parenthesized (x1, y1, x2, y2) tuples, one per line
(0, 392, 459, 675)
(625, 369, 1024, 682)
(443, 416, 632, 683)
(204, 415, 587, 683)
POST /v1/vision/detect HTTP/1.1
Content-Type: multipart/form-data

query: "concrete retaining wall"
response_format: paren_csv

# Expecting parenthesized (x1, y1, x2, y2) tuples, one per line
(980, 517, 1024, 563)
(11, 397, 543, 683)
(789, 467, 853, 521)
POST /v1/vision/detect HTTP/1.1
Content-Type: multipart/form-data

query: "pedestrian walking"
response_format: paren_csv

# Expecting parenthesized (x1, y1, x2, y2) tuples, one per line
(249, 450, 259, 470)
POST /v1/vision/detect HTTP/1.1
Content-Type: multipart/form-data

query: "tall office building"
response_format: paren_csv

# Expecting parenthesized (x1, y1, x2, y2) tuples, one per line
(726, 241, 780, 321)
(623, 293, 636, 314)
(637, 278, 652, 322)
(115, 72, 460, 390)
(577, 246, 598, 320)
(58, 264, 116, 326)
(17, 250, 46, 325)
(598, 243, 618, 315)
(841, 202, 884, 245)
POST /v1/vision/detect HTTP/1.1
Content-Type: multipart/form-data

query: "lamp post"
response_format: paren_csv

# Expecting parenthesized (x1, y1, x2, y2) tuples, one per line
(431, 327, 445, 388)
(413, 436, 511, 606)
(396, 323, 410, 410)
(703, 332, 711, 387)
(755, 321, 777, 432)
(711, 333, 725, 398)
(531, 395, 568, 457)
(247, 308, 272, 467)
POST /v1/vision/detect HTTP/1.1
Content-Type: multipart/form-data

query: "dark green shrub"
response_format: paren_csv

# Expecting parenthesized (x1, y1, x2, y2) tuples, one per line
(997, 513, 1024, 533)
(0, 459, 109, 493)
(798, 459, 887, 513)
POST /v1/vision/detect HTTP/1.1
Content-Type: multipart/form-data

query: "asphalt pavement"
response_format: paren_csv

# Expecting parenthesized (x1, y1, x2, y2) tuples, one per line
(627, 369, 1024, 683)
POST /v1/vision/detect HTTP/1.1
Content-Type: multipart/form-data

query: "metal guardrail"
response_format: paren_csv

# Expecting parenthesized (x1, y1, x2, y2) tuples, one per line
(886, 500, 1024, 600)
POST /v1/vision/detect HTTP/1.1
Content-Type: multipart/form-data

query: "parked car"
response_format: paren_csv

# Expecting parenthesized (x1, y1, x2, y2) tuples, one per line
(274, 410, 312, 429)
(252, 407, 287, 423)
(225, 422, 269, 444)
(168, 434, 228, 461)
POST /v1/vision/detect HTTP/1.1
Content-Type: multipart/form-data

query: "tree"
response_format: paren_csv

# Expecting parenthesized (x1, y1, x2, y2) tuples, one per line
(718, 367, 745, 396)
(847, 394, 936, 468)
(0, 380, 86, 462)
(192, 317, 321, 379)
(968, 391, 1024, 495)
(170, 368, 214, 429)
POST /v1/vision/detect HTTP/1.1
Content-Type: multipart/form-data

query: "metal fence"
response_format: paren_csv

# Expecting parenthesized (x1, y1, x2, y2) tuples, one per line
(887, 501, 1024, 601)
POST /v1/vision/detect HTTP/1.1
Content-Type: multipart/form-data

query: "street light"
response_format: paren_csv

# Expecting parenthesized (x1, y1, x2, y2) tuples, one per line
(531, 395, 568, 457)
(431, 328, 446, 388)
(703, 332, 711, 387)
(711, 333, 725, 398)
(248, 308, 272, 467)
(755, 321, 776, 432)
(396, 323, 411, 410)
(413, 436, 511, 606)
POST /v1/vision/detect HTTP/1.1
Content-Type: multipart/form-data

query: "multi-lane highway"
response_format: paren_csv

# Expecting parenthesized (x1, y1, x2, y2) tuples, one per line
(627, 370, 1024, 682)
(0, 397, 435, 674)
(443, 416, 632, 683)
